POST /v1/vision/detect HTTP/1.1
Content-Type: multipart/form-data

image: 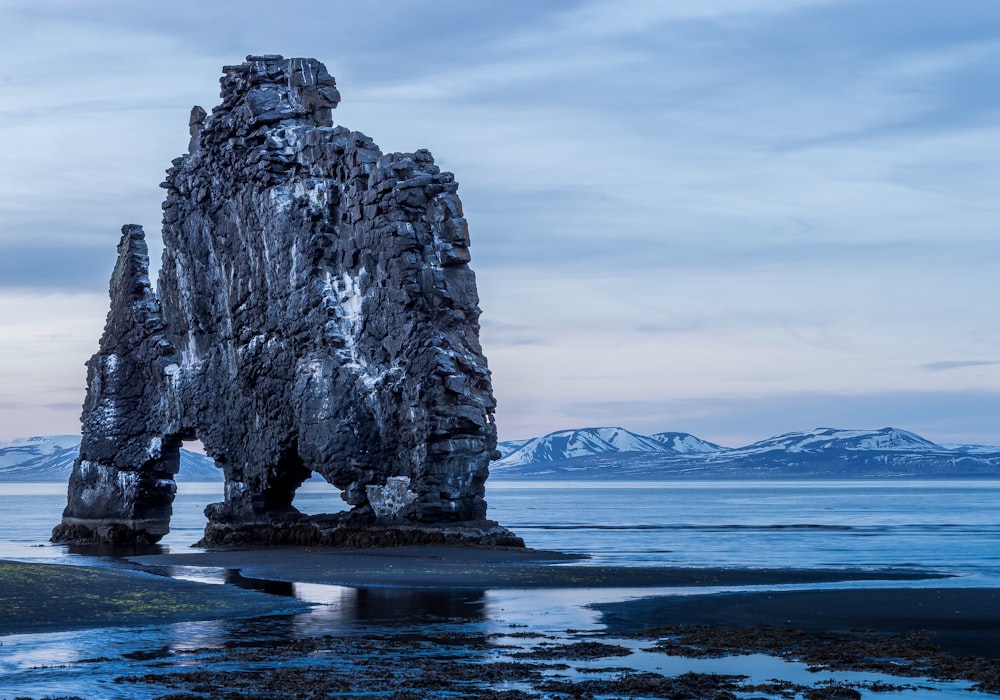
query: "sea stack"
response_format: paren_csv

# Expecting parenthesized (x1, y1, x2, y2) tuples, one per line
(52, 55, 521, 548)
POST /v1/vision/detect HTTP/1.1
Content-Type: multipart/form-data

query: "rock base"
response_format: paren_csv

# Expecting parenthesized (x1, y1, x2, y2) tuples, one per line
(197, 513, 523, 549)
(51, 519, 167, 546)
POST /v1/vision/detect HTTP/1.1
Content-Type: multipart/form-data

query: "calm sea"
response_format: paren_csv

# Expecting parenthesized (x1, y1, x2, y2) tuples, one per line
(3, 479, 1000, 583)
(1, 479, 999, 698)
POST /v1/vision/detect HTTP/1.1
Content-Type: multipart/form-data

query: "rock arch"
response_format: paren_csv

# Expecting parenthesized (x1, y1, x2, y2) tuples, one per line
(52, 56, 520, 548)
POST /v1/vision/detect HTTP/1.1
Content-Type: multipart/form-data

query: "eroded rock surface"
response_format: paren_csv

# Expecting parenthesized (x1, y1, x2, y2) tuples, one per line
(53, 55, 521, 548)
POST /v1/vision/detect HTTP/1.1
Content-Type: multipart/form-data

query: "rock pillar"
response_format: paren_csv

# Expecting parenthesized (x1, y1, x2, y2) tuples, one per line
(53, 56, 520, 548)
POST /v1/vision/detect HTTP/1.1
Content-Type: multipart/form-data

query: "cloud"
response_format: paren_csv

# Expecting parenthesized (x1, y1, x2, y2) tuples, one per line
(922, 360, 999, 373)
(0, 243, 117, 290)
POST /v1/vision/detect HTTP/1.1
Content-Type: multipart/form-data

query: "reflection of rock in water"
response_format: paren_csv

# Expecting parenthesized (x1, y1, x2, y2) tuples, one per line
(345, 587, 487, 624)
(52, 55, 520, 549)
(223, 568, 486, 625)
(225, 569, 295, 598)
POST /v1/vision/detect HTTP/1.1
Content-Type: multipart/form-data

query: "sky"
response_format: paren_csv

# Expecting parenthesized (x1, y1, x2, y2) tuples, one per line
(1, 0, 999, 448)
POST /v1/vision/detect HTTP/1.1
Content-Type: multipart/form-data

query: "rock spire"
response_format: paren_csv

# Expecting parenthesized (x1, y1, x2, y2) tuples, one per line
(53, 55, 520, 548)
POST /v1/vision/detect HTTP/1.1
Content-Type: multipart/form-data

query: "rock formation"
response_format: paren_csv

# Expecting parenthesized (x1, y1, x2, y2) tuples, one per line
(52, 55, 521, 548)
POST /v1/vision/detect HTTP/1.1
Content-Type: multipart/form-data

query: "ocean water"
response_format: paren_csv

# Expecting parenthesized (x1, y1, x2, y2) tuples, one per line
(5, 479, 999, 579)
(1, 479, 999, 698)
(488, 480, 1000, 586)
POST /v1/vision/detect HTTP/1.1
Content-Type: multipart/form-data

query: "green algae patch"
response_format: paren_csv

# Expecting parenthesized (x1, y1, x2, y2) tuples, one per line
(0, 560, 307, 636)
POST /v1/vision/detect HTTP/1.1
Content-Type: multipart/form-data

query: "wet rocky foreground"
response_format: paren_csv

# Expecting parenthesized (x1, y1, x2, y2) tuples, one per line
(5, 549, 999, 698)
(21, 617, 1000, 699)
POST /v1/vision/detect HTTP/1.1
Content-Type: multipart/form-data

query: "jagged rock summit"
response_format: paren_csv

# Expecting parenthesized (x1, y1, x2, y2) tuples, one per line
(53, 55, 521, 548)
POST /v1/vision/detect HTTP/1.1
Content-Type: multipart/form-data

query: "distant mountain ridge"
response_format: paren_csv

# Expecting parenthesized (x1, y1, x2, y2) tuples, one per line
(496, 427, 722, 467)
(493, 426, 1000, 479)
(7, 428, 1000, 482)
(0, 436, 222, 482)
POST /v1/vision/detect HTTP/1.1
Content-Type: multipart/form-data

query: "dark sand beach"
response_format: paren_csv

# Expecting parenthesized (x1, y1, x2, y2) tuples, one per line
(597, 587, 1000, 658)
(0, 546, 956, 637)
(4, 546, 999, 697)
(129, 543, 945, 589)
(593, 588, 1000, 695)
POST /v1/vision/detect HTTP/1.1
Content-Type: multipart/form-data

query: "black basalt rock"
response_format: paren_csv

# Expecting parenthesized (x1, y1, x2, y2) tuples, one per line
(53, 55, 521, 549)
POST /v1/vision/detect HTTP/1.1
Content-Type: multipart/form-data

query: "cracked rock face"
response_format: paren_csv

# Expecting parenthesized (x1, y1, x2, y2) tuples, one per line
(52, 55, 521, 548)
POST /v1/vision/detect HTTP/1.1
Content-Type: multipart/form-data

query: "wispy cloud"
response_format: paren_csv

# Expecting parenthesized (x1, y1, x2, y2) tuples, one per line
(922, 360, 999, 373)
(0, 244, 116, 290)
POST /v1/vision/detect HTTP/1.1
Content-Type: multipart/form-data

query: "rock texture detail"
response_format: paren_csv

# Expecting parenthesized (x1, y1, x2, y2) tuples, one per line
(53, 55, 520, 548)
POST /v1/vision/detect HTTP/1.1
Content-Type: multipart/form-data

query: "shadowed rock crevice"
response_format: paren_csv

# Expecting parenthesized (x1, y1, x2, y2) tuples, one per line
(53, 55, 521, 549)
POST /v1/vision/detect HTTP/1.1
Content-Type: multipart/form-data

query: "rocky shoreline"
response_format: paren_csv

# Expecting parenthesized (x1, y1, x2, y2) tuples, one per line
(3, 547, 999, 697)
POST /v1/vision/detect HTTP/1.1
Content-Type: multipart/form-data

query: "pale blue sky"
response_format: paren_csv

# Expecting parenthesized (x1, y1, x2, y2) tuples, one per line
(1, 0, 998, 446)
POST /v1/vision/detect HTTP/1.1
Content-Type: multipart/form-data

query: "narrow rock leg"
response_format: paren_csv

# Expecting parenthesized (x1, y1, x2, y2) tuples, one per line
(52, 226, 180, 545)
(52, 460, 177, 545)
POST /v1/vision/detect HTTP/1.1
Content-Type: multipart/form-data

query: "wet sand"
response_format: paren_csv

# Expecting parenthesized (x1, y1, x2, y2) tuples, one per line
(129, 543, 945, 589)
(3, 545, 956, 637)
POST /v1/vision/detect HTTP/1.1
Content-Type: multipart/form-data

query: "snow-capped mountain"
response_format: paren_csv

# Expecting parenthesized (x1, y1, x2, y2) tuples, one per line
(490, 426, 1000, 479)
(496, 438, 531, 459)
(496, 427, 696, 467)
(736, 427, 941, 455)
(650, 431, 724, 454)
(0, 436, 82, 481)
(0, 436, 223, 482)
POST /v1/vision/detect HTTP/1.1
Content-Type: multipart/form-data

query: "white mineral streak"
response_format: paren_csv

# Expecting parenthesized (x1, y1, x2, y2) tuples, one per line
(226, 480, 248, 501)
(96, 398, 117, 431)
(291, 58, 316, 88)
(80, 464, 140, 507)
(326, 268, 369, 375)
(116, 469, 139, 498)
(268, 185, 293, 214)
(147, 436, 163, 459)
(184, 331, 199, 367)
(302, 356, 332, 418)
(172, 251, 202, 367)
(320, 269, 407, 437)
(259, 213, 274, 292)
(76, 460, 99, 505)
(334, 269, 383, 427)
(201, 223, 236, 369)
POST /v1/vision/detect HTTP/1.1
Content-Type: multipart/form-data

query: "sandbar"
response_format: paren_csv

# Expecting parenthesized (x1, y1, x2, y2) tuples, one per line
(128, 544, 945, 589)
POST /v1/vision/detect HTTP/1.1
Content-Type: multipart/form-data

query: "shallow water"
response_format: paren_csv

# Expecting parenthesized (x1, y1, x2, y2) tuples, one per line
(1, 590, 994, 699)
(1, 479, 999, 697)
